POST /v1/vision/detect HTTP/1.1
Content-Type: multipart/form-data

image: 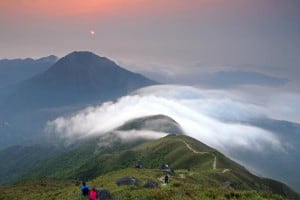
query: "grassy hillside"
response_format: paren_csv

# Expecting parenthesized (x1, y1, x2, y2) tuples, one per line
(16, 135, 299, 199)
(21, 137, 148, 180)
(0, 168, 287, 200)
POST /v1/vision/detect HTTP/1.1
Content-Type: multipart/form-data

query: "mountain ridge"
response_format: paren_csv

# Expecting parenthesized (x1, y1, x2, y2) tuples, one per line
(1, 134, 298, 199)
(0, 51, 157, 147)
(0, 55, 57, 87)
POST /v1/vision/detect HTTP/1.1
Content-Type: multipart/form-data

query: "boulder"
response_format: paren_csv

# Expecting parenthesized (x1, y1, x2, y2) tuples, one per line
(96, 189, 113, 200)
(160, 163, 174, 174)
(116, 176, 139, 186)
(223, 181, 238, 188)
(144, 180, 159, 189)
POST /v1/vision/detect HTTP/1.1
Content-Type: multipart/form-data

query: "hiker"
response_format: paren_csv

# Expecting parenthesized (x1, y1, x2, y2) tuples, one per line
(81, 181, 90, 196)
(135, 163, 142, 169)
(89, 188, 97, 200)
(164, 173, 169, 184)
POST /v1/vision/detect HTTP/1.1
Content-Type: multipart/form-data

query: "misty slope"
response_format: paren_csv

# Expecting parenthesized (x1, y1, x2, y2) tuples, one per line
(0, 55, 57, 88)
(230, 117, 300, 193)
(0, 51, 157, 147)
(0, 145, 61, 185)
(13, 115, 299, 199)
(20, 115, 181, 180)
(0, 115, 179, 184)
(117, 114, 184, 135)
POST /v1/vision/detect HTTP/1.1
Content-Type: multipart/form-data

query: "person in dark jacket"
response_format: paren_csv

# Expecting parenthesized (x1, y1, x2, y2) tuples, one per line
(81, 181, 90, 196)
(164, 173, 169, 184)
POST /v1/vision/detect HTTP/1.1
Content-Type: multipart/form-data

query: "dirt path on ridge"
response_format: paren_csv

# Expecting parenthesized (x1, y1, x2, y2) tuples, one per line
(182, 141, 217, 170)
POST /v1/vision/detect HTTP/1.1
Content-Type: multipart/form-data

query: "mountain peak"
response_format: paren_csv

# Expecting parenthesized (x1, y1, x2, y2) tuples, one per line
(67, 50, 100, 57)
(50, 51, 115, 72)
(117, 114, 184, 135)
(1, 51, 157, 110)
(42, 51, 155, 87)
(63, 51, 105, 61)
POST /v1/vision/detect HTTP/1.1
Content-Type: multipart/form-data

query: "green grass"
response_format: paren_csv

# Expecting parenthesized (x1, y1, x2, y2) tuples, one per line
(0, 168, 285, 200)
(2, 135, 298, 199)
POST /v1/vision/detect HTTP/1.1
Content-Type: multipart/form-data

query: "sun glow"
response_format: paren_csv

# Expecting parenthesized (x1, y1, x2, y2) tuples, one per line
(2, 0, 214, 18)
(90, 30, 96, 36)
(4, 0, 120, 17)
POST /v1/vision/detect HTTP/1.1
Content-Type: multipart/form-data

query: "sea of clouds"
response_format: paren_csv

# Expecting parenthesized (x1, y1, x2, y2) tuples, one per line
(47, 85, 298, 156)
(46, 84, 300, 191)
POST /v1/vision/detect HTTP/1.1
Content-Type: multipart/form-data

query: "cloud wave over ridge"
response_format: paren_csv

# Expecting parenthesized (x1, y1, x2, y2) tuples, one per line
(47, 85, 287, 155)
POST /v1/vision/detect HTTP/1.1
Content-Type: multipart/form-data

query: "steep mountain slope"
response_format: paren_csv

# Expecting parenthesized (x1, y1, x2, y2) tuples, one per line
(0, 55, 57, 88)
(13, 115, 299, 199)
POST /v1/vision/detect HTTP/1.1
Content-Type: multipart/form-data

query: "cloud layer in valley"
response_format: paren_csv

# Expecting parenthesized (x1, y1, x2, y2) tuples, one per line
(47, 84, 300, 191)
(47, 85, 296, 155)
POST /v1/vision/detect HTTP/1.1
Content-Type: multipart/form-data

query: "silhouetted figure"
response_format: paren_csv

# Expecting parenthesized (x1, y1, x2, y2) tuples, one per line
(81, 181, 90, 196)
(164, 174, 169, 184)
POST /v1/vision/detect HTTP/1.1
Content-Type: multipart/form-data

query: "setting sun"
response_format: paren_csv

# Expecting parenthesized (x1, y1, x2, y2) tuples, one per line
(90, 30, 96, 36)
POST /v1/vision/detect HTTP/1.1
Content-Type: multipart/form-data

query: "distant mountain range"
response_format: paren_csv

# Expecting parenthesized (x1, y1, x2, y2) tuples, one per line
(201, 70, 289, 88)
(0, 51, 157, 147)
(0, 115, 298, 199)
(0, 55, 57, 88)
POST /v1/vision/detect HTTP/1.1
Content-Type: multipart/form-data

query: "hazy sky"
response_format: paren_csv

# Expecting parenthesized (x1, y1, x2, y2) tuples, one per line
(1, 0, 300, 83)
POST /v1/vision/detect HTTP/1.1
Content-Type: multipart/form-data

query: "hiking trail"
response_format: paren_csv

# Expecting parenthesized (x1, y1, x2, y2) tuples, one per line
(182, 141, 231, 172)
(182, 141, 217, 170)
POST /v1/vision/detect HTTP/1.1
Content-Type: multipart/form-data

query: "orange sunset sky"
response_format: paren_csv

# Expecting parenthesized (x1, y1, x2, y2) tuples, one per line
(0, 0, 299, 79)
